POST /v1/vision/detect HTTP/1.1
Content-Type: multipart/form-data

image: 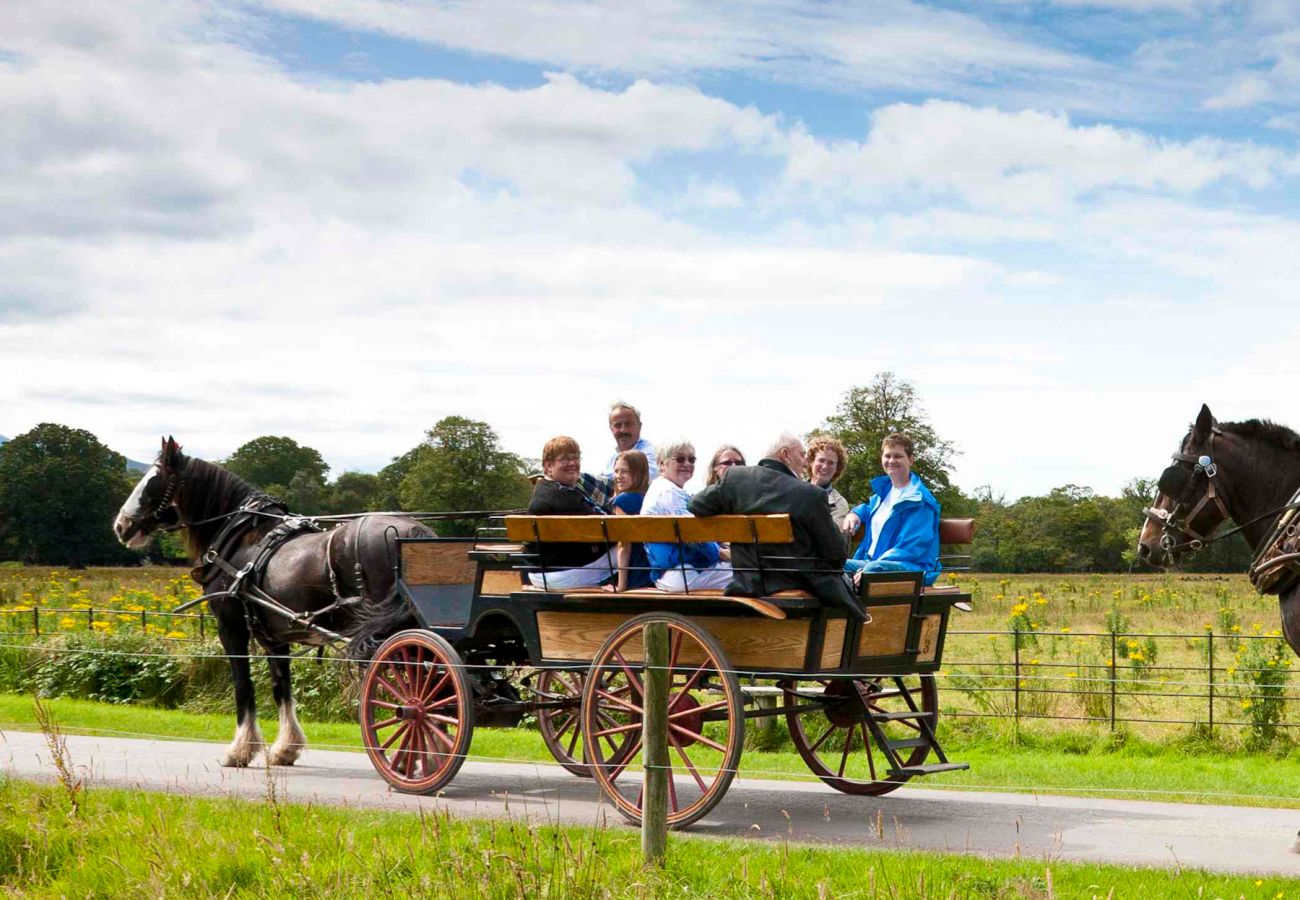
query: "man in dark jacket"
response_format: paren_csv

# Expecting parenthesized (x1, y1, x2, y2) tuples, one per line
(688, 434, 867, 623)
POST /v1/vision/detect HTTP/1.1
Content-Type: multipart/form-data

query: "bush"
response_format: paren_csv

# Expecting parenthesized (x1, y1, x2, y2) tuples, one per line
(31, 632, 184, 706)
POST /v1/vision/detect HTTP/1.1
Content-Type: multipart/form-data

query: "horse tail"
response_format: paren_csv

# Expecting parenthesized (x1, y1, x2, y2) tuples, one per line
(346, 585, 417, 662)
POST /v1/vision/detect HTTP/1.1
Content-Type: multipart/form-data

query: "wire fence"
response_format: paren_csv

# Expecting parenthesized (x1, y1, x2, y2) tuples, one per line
(1, 605, 1295, 738)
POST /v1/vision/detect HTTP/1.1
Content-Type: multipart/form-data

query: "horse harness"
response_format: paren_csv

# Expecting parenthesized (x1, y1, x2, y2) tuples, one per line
(186, 494, 361, 645)
(1143, 428, 1230, 556)
(1143, 428, 1300, 595)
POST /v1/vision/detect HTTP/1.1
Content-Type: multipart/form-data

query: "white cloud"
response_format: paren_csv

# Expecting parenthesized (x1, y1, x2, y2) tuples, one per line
(1203, 72, 1273, 109)
(781, 100, 1288, 213)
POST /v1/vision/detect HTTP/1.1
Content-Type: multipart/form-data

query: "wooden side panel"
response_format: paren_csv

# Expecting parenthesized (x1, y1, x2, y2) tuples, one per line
(401, 542, 476, 586)
(820, 619, 847, 668)
(480, 569, 522, 595)
(855, 603, 911, 659)
(505, 515, 794, 544)
(915, 614, 943, 663)
(535, 611, 810, 668)
(863, 577, 920, 598)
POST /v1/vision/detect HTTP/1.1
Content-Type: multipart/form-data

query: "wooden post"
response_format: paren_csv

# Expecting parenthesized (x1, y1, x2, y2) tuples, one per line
(1208, 631, 1215, 731)
(642, 620, 669, 866)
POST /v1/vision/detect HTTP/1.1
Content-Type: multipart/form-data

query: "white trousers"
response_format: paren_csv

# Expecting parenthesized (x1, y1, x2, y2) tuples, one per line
(654, 561, 734, 593)
(529, 550, 617, 589)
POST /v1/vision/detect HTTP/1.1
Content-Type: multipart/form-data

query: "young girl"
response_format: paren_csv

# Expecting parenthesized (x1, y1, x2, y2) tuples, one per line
(605, 450, 653, 591)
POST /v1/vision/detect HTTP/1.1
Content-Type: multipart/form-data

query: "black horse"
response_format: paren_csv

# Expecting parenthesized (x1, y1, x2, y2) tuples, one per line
(1137, 404, 1300, 659)
(114, 438, 432, 767)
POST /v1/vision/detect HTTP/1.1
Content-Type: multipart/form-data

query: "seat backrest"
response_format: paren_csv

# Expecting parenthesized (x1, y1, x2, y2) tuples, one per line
(505, 514, 795, 545)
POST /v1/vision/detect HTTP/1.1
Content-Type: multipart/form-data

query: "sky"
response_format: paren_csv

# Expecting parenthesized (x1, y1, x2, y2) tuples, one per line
(3, 0, 1300, 500)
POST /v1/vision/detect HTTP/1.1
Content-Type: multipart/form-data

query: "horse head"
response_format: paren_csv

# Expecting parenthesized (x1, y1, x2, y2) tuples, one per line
(1137, 404, 1233, 569)
(114, 436, 186, 549)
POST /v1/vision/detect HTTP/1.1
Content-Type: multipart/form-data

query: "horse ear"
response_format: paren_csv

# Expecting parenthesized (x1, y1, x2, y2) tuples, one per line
(1193, 404, 1215, 442)
(163, 436, 181, 467)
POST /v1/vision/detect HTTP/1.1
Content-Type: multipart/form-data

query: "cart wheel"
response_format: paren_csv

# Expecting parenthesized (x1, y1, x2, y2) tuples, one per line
(360, 629, 474, 794)
(536, 669, 638, 778)
(581, 612, 744, 829)
(782, 673, 937, 796)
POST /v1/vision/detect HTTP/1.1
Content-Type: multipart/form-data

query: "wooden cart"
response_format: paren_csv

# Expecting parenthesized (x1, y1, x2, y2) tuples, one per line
(358, 514, 974, 828)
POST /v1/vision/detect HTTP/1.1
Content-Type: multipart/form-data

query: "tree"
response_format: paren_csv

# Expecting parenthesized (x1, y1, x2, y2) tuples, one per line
(321, 471, 384, 515)
(223, 436, 328, 491)
(398, 416, 532, 535)
(819, 372, 960, 507)
(0, 423, 137, 567)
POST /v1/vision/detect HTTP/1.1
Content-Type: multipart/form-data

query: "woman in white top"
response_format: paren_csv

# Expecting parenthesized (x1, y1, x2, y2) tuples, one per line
(840, 433, 942, 587)
(641, 439, 733, 592)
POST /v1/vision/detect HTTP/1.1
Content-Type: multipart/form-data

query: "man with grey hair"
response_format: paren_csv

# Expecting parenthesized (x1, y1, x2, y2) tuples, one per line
(689, 432, 867, 622)
(604, 401, 657, 479)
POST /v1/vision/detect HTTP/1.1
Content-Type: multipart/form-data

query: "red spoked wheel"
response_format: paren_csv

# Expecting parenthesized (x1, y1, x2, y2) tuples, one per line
(581, 612, 743, 829)
(782, 673, 937, 796)
(360, 630, 474, 794)
(535, 668, 637, 778)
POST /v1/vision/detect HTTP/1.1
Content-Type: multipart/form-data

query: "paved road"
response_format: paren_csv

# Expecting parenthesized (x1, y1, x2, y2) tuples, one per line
(3, 729, 1299, 876)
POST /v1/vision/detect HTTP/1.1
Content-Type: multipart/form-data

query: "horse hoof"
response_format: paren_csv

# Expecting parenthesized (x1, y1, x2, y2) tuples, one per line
(265, 748, 301, 767)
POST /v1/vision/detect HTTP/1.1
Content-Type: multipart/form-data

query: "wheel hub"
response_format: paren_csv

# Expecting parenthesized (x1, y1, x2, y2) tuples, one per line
(822, 680, 871, 728)
(667, 691, 703, 746)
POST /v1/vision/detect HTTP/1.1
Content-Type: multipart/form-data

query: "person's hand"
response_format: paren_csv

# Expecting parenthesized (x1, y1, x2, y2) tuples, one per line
(718, 546, 732, 563)
(852, 570, 862, 589)
(842, 512, 861, 535)
(602, 583, 618, 593)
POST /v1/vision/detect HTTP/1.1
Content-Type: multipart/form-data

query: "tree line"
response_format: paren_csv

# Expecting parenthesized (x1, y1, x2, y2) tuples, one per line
(0, 373, 1252, 572)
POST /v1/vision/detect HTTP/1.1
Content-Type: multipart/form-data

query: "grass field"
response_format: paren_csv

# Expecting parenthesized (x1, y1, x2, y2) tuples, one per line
(1, 777, 1295, 898)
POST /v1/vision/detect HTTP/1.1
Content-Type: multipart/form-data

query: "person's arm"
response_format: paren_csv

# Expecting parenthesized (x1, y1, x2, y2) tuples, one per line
(687, 483, 728, 517)
(841, 501, 870, 535)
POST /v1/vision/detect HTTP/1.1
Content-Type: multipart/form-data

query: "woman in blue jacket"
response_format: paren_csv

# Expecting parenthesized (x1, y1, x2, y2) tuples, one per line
(841, 433, 941, 586)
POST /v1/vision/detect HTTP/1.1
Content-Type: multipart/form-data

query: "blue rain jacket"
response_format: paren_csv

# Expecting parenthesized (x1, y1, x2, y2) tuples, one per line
(849, 473, 942, 586)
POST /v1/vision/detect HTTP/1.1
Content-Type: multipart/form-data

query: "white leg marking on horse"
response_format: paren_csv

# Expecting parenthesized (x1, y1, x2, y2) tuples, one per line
(265, 697, 306, 766)
(222, 717, 265, 767)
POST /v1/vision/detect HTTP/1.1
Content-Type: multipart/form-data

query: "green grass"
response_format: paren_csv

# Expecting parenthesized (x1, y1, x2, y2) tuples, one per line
(4, 693, 1298, 808)
(1, 778, 1296, 898)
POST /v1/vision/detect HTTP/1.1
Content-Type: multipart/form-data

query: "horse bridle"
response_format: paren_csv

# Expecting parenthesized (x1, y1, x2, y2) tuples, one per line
(1143, 429, 1230, 559)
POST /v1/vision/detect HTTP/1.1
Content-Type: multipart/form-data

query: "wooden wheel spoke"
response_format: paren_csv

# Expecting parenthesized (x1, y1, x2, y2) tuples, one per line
(369, 715, 402, 731)
(669, 661, 713, 707)
(611, 649, 645, 700)
(605, 737, 643, 783)
(426, 693, 462, 711)
(668, 722, 727, 754)
(862, 724, 878, 781)
(426, 722, 455, 753)
(420, 670, 451, 704)
(373, 673, 408, 703)
(370, 700, 402, 711)
(592, 720, 642, 739)
(667, 765, 680, 811)
(563, 719, 583, 757)
(808, 722, 838, 754)
(409, 649, 428, 700)
(596, 687, 643, 715)
(428, 713, 461, 726)
(668, 699, 727, 721)
(670, 738, 710, 792)
(668, 630, 683, 671)
(837, 722, 855, 777)
(379, 720, 410, 751)
(550, 711, 576, 738)
(408, 721, 427, 777)
(394, 647, 416, 695)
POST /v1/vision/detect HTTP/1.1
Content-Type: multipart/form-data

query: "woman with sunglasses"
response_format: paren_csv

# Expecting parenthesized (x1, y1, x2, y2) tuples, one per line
(706, 444, 746, 486)
(641, 439, 733, 591)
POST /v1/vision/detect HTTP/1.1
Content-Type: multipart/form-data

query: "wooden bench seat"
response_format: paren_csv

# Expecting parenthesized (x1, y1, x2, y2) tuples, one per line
(505, 514, 795, 544)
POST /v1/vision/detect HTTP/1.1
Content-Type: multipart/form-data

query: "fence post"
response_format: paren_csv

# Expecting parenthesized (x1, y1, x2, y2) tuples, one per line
(1208, 631, 1215, 731)
(199, 611, 205, 641)
(1109, 630, 1117, 732)
(1012, 627, 1021, 730)
(32, 607, 39, 637)
(141, 609, 148, 632)
(642, 620, 669, 867)
(88, 607, 94, 631)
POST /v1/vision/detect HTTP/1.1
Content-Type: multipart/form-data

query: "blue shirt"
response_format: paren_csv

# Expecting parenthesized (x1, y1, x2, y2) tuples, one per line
(612, 492, 653, 589)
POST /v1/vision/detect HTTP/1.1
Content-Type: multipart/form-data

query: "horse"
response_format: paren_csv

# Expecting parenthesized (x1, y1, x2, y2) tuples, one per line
(1137, 404, 1300, 659)
(114, 437, 433, 767)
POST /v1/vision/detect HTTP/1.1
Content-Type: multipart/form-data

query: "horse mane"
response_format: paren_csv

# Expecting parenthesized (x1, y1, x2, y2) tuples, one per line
(175, 454, 260, 558)
(1222, 419, 1300, 456)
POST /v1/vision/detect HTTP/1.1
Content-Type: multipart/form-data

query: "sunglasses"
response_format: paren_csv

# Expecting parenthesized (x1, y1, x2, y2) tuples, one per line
(716, 459, 741, 468)
(673, 455, 697, 464)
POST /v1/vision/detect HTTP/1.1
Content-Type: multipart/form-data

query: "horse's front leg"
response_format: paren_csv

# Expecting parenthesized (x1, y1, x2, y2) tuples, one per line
(265, 642, 306, 766)
(218, 616, 264, 767)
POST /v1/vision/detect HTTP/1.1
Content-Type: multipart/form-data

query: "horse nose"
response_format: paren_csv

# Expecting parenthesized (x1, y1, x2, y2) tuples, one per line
(1136, 542, 1151, 562)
